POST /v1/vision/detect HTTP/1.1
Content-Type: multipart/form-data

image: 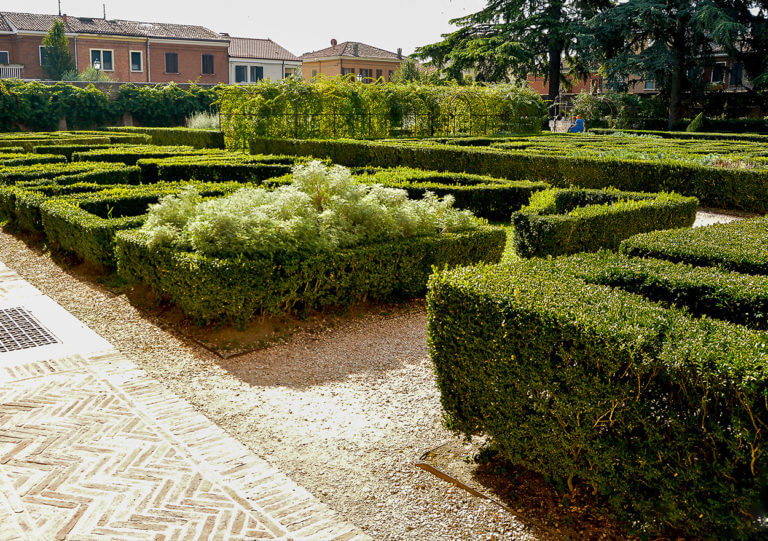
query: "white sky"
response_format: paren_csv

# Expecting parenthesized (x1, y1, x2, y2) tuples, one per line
(3, 0, 488, 56)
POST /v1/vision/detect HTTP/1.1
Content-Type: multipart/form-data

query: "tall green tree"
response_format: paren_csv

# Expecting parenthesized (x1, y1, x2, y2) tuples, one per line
(589, 0, 740, 129)
(413, 0, 610, 106)
(41, 19, 75, 80)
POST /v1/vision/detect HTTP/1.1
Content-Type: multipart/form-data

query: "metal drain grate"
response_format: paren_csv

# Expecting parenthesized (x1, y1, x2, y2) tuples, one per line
(0, 307, 59, 352)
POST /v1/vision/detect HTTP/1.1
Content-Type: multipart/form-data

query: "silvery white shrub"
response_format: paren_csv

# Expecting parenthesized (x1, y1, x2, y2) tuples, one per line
(143, 161, 478, 258)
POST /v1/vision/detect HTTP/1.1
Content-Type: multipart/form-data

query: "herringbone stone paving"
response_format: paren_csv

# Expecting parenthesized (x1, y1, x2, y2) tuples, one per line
(0, 263, 368, 541)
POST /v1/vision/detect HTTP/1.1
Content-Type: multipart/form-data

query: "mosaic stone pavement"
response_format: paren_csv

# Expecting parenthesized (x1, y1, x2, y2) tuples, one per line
(0, 262, 368, 540)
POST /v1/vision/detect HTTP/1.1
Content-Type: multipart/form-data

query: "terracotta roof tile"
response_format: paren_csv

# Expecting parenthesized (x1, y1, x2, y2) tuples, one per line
(0, 11, 227, 41)
(228, 37, 299, 61)
(0, 14, 11, 32)
(300, 41, 402, 61)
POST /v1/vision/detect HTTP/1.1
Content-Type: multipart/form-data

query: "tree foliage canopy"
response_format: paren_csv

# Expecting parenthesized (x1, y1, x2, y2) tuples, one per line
(41, 19, 75, 81)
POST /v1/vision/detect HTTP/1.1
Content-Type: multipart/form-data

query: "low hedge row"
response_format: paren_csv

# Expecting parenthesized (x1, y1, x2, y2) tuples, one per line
(41, 182, 243, 268)
(116, 225, 506, 323)
(0, 135, 116, 152)
(354, 167, 549, 221)
(427, 254, 768, 538)
(0, 153, 66, 167)
(589, 127, 768, 142)
(0, 161, 139, 185)
(33, 144, 113, 161)
(248, 137, 768, 212)
(0, 147, 25, 154)
(620, 217, 768, 275)
(512, 188, 698, 257)
(105, 127, 224, 149)
(136, 153, 302, 183)
(72, 145, 198, 166)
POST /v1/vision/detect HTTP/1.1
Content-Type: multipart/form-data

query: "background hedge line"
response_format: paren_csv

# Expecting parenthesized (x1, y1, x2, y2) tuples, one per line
(512, 188, 698, 257)
(427, 255, 768, 538)
(247, 136, 768, 212)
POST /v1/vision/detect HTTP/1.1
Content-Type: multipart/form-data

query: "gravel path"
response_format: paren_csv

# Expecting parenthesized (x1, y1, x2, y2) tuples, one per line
(0, 231, 535, 540)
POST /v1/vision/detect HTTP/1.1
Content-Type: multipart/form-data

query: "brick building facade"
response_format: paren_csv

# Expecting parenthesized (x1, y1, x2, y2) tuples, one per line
(300, 41, 405, 82)
(0, 11, 229, 83)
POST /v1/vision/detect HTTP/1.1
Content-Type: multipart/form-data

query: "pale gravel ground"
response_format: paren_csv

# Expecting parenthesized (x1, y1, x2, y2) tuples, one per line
(0, 231, 536, 541)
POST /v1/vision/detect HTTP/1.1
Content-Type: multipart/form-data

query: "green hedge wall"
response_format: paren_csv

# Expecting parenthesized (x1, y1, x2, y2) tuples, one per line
(427, 254, 768, 538)
(589, 127, 768, 142)
(0, 153, 66, 167)
(136, 153, 301, 183)
(248, 137, 768, 213)
(32, 144, 113, 161)
(105, 127, 224, 148)
(512, 188, 698, 257)
(620, 217, 768, 275)
(72, 145, 198, 166)
(354, 167, 549, 221)
(0, 161, 139, 185)
(116, 225, 506, 323)
(41, 182, 242, 268)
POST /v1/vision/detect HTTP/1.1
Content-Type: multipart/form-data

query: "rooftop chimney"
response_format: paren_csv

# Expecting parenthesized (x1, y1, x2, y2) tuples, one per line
(397, 48, 402, 60)
(353, 43, 359, 57)
(62, 14, 68, 24)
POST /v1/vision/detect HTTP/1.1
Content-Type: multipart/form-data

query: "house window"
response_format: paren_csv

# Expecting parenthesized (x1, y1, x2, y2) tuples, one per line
(250, 66, 263, 82)
(711, 62, 726, 83)
(312, 69, 317, 77)
(376, 69, 382, 79)
(388, 70, 394, 81)
(165, 52, 179, 74)
(341, 67, 355, 76)
(90, 49, 114, 71)
(0, 52, 8, 65)
(39, 46, 48, 66)
(130, 51, 143, 72)
(235, 65, 248, 83)
(643, 78, 655, 90)
(202, 54, 214, 75)
(358, 68, 373, 81)
(730, 63, 744, 86)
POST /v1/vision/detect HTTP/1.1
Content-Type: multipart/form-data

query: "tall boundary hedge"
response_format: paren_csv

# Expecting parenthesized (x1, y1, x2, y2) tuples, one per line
(248, 137, 768, 213)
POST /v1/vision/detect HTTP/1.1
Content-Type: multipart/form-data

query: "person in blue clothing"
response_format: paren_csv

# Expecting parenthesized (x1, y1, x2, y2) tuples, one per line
(568, 115, 585, 133)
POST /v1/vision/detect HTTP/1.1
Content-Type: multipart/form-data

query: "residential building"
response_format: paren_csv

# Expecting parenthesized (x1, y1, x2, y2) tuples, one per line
(0, 11, 229, 83)
(227, 36, 300, 84)
(300, 41, 405, 82)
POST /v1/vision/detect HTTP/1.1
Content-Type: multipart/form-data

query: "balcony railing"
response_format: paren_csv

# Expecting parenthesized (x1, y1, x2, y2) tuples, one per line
(0, 65, 23, 79)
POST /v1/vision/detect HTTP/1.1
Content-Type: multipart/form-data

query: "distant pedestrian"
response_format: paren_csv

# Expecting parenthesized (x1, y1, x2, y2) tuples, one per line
(568, 115, 585, 133)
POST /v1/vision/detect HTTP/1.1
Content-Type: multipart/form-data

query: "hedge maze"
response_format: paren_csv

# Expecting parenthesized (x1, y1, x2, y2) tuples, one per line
(1, 126, 764, 536)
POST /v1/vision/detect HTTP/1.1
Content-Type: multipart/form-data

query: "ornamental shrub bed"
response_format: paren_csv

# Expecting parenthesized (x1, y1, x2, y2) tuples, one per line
(620, 217, 768, 275)
(248, 137, 768, 212)
(117, 226, 505, 323)
(116, 161, 506, 322)
(354, 167, 549, 221)
(105, 127, 224, 149)
(589, 127, 768, 142)
(40, 182, 242, 268)
(512, 188, 698, 257)
(427, 254, 768, 538)
(72, 145, 199, 166)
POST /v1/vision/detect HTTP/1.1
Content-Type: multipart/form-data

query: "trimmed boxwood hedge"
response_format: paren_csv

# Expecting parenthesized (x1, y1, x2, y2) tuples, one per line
(71, 145, 199, 166)
(512, 188, 697, 257)
(0, 147, 25, 154)
(354, 167, 549, 221)
(0, 153, 66, 167)
(41, 182, 242, 268)
(427, 255, 768, 538)
(105, 127, 224, 149)
(0, 161, 140, 186)
(136, 153, 302, 183)
(620, 217, 768, 275)
(589, 127, 768, 142)
(0, 135, 113, 152)
(32, 144, 113, 161)
(116, 225, 506, 323)
(248, 136, 768, 213)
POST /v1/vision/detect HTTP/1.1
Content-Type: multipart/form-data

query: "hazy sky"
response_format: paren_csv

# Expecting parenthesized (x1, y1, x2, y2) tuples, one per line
(3, 0, 488, 56)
